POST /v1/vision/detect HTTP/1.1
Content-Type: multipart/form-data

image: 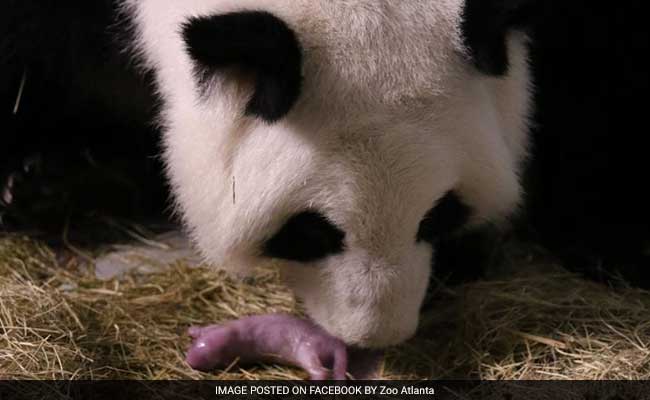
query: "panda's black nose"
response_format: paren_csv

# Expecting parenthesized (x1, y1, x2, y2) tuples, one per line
(263, 211, 345, 262)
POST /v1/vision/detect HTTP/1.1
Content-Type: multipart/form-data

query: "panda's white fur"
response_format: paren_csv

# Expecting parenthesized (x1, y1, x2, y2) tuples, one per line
(123, 0, 531, 348)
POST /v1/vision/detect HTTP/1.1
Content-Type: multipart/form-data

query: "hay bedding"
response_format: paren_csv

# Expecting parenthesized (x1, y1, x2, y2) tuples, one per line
(2, 234, 650, 380)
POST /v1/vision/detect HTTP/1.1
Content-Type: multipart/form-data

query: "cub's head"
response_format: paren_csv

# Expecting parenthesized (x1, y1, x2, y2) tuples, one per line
(129, 0, 536, 347)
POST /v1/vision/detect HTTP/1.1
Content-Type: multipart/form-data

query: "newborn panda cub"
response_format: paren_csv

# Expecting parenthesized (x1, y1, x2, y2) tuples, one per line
(186, 314, 349, 379)
(124, 0, 532, 378)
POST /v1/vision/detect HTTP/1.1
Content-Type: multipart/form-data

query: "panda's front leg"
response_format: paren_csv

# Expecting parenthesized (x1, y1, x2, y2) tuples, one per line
(186, 314, 349, 380)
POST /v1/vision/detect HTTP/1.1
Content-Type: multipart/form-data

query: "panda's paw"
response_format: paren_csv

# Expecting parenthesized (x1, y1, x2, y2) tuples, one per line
(292, 326, 348, 380)
(0, 170, 21, 226)
(1, 172, 16, 208)
(0, 154, 43, 226)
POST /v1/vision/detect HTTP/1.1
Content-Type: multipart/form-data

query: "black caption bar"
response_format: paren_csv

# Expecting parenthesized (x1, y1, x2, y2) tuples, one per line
(0, 381, 647, 400)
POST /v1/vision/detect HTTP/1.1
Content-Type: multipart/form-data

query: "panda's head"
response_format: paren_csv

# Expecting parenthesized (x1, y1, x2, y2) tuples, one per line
(130, 0, 534, 348)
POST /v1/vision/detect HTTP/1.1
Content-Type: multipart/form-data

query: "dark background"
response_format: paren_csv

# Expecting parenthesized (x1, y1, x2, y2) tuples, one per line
(0, 0, 166, 237)
(525, 1, 650, 284)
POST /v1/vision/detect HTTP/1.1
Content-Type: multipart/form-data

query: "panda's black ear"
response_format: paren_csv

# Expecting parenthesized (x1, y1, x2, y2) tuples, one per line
(182, 11, 303, 123)
(462, 0, 540, 76)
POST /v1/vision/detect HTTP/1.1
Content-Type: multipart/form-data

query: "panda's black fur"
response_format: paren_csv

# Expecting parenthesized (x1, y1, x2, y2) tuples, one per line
(1, 1, 649, 287)
(182, 11, 304, 123)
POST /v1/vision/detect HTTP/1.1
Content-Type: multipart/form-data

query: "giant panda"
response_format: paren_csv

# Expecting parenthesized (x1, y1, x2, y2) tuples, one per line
(121, 0, 650, 348)
(2, 0, 648, 348)
(120, 0, 533, 348)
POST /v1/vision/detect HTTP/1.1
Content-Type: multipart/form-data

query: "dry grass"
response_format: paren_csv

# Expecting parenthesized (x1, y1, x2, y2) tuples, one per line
(2, 234, 650, 380)
(0, 235, 301, 379)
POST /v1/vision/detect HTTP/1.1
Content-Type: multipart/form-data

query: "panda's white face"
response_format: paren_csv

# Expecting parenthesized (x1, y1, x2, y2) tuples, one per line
(126, 0, 531, 347)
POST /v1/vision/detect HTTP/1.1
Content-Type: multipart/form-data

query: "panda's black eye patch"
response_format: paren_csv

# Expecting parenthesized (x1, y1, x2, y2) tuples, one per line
(263, 211, 345, 262)
(417, 191, 471, 244)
